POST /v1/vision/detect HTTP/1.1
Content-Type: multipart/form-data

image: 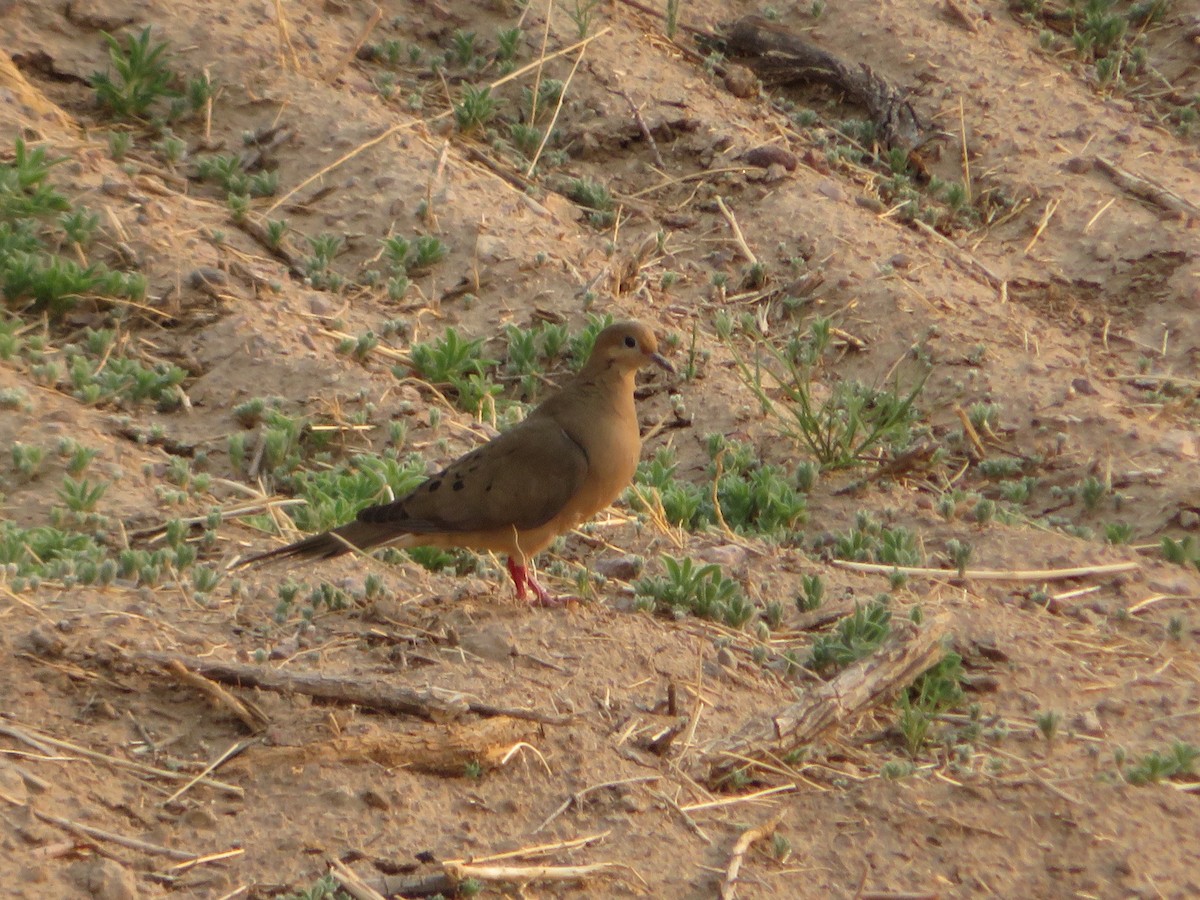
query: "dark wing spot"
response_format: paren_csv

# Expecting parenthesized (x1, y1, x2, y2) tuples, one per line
(485, 482, 493, 492)
(428, 479, 442, 492)
(452, 479, 465, 491)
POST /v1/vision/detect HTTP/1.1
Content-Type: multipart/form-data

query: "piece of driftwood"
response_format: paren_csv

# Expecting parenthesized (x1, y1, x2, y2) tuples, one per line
(134, 650, 568, 724)
(1094, 156, 1200, 220)
(720, 16, 926, 151)
(702, 615, 948, 782)
(136, 650, 467, 720)
(232, 717, 537, 776)
(720, 812, 784, 900)
(161, 659, 271, 732)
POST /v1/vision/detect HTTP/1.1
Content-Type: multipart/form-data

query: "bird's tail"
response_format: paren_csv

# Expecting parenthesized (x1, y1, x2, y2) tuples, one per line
(235, 521, 392, 568)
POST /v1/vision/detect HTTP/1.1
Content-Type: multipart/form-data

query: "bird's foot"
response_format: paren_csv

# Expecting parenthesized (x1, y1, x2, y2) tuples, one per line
(507, 558, 569, 608)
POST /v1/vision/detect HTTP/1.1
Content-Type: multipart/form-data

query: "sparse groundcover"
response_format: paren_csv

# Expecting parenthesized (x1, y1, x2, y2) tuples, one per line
(1, 0, 1199, 897)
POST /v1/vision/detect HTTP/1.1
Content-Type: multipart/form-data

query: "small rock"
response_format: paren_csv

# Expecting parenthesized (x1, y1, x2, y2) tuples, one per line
(475, 234, 507, 263)
(743, 145, 798, 171)
(20, 626, 65, 659)
(696, 544, 747, 570)
(1063, 157, 1093, 174)
(181, 806, 218, 829)
(1071, 377, 1098, 396)
(1161, 429, 1198, 460)
(816, 180, 846, 202)
(1178, 509, 1199, 529)
(723, 65, 758, 98)
(1071, 709, 1104, 737)
(188, 267, 226, 288)
(362, 788, 390, 810)
(595, 555, 642, 581)
(762, 162, 789, 183)
(70, 858, 140, 900)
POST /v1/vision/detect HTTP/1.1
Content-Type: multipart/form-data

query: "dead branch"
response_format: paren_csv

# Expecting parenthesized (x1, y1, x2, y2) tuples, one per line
(135, 650, 467, 720)
(132, 650, 569, 724)
(0, 790, 221, 862)
(702, 616, 949, 782)
(233, 718, 537, 776)
(721, 16, 927, 151)
(1094, 156, 1200, 220)
(161, 659, 271, 732)
(830, 559, 1138, 582)
(720, 812, 784, 900)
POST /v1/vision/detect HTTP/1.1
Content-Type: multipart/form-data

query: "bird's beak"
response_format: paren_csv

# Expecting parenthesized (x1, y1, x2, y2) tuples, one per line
(648, 351, 674, 374)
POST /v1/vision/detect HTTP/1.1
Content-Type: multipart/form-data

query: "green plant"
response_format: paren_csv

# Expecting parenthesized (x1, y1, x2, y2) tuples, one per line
(634, 557, 750, 627)
(57, 476, 108, 513)
(11, 442, 45, 478)
(567, 178, 615, 228)
(277, 874, 353, 900)
(408, 235, 448, 272)
(496, 27, 523, 62)
(107, 131, 133, 160)
(450, 29, 478, 66)
(665, 0, 681, 38)
(90, 27, 177, 120)
(896, 651, 964, 756)
(406, 328, 496, 384)
(1161, 536, 1200, 570)
(1123, 742, 1198, 786)
(1035, 710, 1060, 744)
(730, 321, 927, 468)
(454, 85, 497, 133)
(1104, 521, 1133, 545)
(1078, 475, 1106, 512)
(566, 0, 604, 38)
(808, 597, 891, 672)
(946, 538, 972, 577)
(797, 573, 824, 611)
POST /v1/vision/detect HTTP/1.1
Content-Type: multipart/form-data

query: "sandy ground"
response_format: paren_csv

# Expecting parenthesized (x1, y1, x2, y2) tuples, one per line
(2, 0, 1199, 897)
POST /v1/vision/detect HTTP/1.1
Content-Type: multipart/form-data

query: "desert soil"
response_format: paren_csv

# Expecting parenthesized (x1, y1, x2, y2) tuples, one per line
(2, 0, 1200, 897)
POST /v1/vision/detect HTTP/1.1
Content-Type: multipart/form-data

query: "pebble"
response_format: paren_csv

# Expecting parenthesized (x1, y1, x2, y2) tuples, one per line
(723, 65, 758, 98)
(69, 858, 140, 900)
(595, 555, 642, 581)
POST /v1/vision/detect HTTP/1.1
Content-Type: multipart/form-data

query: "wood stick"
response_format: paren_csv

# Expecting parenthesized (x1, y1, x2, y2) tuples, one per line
(453, 831, 609, 865)
(714, 196, 759, 266)
(720, 812, 784, 899)
(0, 790, 199, 861)
(325, 4, 382, 84)
(162, 660, 271, 732)
(132, 650, 562, 723)
(1094, 156, 1200, 219)
(330, 858, 389, 900)
(444, 861, 619, 883)
(703, 617, 948, 781)
(0, 724, 243, 796)
(830, 559, 1138, 582)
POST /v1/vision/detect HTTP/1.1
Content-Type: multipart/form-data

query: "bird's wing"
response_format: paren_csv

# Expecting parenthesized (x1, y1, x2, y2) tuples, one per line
(356, 416, 588, 534)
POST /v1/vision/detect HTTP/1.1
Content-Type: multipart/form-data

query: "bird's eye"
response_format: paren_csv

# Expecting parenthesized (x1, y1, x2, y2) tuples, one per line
(623, 335, 637, 348)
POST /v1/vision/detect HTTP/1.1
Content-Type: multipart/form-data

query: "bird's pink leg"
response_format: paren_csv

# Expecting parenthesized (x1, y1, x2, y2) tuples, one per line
(505, 556, 528, 600)
(506, 557, 562, 607)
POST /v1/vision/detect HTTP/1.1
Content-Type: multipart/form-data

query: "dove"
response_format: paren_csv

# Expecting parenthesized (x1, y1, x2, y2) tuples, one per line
(240, 320, 673, 606)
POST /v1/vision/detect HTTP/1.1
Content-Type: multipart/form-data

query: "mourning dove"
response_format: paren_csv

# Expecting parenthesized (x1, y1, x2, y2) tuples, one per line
(241, 320, 673, 605)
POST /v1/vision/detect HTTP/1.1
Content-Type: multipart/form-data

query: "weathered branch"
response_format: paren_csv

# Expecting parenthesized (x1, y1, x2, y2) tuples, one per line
(702, 615, 949, 782)
(134, 650, 568, 724)
(721, 16, 927, 151)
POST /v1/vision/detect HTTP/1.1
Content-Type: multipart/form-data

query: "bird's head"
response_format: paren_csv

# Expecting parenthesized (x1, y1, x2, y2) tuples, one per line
(585, 320, 674, 377)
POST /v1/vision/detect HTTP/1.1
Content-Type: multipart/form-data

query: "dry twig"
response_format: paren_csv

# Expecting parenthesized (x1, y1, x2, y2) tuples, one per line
(720, 812, 784, 899)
